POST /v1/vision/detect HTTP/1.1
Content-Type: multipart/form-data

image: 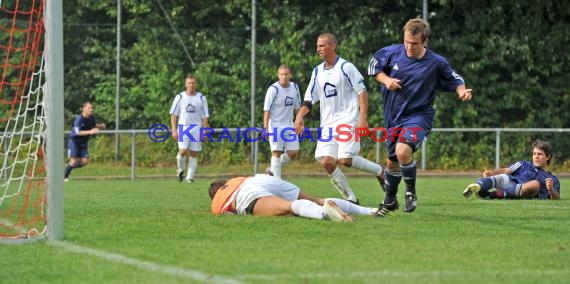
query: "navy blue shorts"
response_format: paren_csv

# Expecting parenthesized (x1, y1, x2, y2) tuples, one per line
(385, 116, 431, 161)
(67, 140, 89, 158)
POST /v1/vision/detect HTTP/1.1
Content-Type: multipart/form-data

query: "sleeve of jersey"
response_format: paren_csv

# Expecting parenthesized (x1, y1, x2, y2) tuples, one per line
(436, 59, 465, 92)
(344, 63, 367, 95)
(263, 86, 277, 111)
(303, 68, 319, 104)
(201, 95, 210, 118)
(367, 47, 390, 77)
(508, 161, 523, 175)
(169, 94, 181, 115)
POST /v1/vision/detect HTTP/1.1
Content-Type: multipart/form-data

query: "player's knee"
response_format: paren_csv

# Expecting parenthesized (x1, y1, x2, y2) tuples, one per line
(519, 187, 539, 199)
(338, 158, 352, 167)
(287, 151, 299, 159)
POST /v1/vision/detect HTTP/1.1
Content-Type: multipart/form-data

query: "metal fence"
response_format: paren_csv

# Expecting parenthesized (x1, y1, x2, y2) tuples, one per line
(81, 128, 570, 180)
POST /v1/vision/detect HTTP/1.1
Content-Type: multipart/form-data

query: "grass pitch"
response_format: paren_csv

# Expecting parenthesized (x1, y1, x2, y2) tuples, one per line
(1, 176, 569, 283)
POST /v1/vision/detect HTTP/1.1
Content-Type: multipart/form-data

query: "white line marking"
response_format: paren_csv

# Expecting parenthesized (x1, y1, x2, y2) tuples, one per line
(232, 269, 570, 280)
(49, 241, 243, 284)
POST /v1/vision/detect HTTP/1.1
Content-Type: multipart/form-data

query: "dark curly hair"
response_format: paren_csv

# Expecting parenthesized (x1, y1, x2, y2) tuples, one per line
(532, 139, 553, 165)
(208, 179, 227, 199)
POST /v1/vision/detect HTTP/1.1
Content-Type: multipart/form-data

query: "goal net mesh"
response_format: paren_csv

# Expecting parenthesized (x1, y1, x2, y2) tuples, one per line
(0, 0, 47, 239)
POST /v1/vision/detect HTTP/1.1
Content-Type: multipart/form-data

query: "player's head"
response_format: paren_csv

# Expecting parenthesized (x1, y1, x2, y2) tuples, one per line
(531, 139, 553, 166)
(403, 18, 430, 58)
(316, 33, 338, 61)
(277, 64, 292, 86)
(81, 102, 93, 117)
(185, 74, 198, 93)
(208, 179, 227, 199)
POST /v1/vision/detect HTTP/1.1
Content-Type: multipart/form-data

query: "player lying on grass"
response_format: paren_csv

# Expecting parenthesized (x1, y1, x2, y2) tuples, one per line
(208, 174, 384, 221)
(463, 139, 560, 200)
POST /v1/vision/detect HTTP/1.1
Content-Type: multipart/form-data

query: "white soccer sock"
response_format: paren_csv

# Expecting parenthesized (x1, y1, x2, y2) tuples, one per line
(291, 199, 325, 220)
(329, 167, 357, 202)
(176, 153, 186, 171)
(351, 156, 383, 176)
(325, 198, 374, 215)
(280, 152, 292, 165)
(492, 174, 510, 188)
(270, 156, 282, 178)
(186, 157, 198, 180)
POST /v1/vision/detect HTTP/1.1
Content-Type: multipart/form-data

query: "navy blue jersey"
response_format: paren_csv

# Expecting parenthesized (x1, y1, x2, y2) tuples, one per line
(69, 114, 96, 146)
(368, 44, 464, 127)
(510, 160, 560, 199)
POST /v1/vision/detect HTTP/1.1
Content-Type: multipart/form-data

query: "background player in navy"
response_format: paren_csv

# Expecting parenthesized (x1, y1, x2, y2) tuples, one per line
(368, 18, 473, 214)
(64, 102, 106, 181)
(463, 139, 560, 200)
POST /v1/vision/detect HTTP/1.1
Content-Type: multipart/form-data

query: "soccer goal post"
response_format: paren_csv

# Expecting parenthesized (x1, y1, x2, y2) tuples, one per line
(0, 0, 64, 242)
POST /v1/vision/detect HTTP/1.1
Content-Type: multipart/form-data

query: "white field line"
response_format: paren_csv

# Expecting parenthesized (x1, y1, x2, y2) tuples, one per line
(49, 240, 244, 284)
(232, 269, 570, 281)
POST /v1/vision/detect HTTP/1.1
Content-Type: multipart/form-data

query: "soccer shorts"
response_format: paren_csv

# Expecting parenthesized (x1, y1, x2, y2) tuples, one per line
(266, 127, 299, 152)
(177, 128, 202, 152)
(67, 139, 89, 158)
(385, 116, 430, 161)
(315, 132, 360, 160)
(234, 174, 300, 215)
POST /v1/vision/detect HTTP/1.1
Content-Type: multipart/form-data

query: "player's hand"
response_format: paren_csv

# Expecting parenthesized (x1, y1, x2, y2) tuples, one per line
(99, 123, 106, 129)
(458, 88, 473, 101)
(483, 170, 493, 177)
(294, 119, 305, 135)
(385, 78, 402, 91)
(171, 130, 179, 141)
(91, 128, 99, 135)
(545, 178, 553, 191)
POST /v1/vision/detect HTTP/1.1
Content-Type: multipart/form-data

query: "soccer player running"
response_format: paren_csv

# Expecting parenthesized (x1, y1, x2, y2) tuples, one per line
(209, 174, 383, 221)
(294, 33, 385, 205)
(64, 102, 106, 181)
(263, 64, 302, 179)
(169, 74, 209, 183)
(463, 139, 560, 200)
(368, 18, 472, 214)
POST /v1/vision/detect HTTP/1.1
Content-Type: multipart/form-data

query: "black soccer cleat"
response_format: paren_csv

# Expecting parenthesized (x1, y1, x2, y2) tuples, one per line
(403, 192, 417, 212)
(375, 199, 399, 217)
(176, 169, 184, 182)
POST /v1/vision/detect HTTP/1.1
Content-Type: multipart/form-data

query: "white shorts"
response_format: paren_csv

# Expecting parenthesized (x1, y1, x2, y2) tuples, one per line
(178, 130, 202, 152)
(267, 127, 299, 152)
(234, 174, 300, 215)
(315, 133, 360, 160)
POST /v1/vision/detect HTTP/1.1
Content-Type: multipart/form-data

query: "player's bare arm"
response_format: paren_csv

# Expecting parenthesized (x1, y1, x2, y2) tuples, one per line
(545, 178, 560, 200)
(170, 115, 179, 140)
(456, 85, 473, 101)
(375, 72, 401, 91)
(294, 103, 311, 135)
(483, 167, 512, 177)
(96, 123, 106, 129)
(356, 91, 369, 130)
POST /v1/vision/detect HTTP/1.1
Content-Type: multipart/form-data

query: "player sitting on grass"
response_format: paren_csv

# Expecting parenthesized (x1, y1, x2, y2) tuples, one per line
(463, 139, 560, 200)
(209, 174, 385, 221)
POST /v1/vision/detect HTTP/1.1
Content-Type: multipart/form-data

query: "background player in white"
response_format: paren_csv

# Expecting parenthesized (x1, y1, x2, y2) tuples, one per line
(263, 64, 302, 178)
(170, 74, 209, 182)
(294, 33, 385, 205)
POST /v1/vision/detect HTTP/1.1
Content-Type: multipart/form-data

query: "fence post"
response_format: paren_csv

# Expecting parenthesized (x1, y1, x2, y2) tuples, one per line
(495, 129, 501, 169)
(131, 132, 136, 180)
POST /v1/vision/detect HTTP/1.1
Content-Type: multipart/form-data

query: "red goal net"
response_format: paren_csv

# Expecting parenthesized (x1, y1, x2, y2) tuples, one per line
(0, 0, 47, 240)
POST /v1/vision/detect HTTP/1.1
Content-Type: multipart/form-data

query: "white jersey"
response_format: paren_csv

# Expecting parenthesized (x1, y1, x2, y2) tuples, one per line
(263, 81, 301, 129)
(169, 91, 209, 126)
(304, 56, 366, 132)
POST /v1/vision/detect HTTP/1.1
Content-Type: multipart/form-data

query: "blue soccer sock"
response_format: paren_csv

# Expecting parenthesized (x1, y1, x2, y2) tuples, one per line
(400, 160, 417, 194)
(384, 169, 402, 203)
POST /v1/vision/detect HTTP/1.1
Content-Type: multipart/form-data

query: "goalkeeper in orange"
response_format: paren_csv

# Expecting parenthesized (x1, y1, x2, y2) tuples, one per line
(209, 174, 385, 221)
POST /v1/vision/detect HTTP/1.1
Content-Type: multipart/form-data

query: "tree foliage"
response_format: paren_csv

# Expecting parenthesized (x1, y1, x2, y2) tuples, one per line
(62, 0, 570, 168)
